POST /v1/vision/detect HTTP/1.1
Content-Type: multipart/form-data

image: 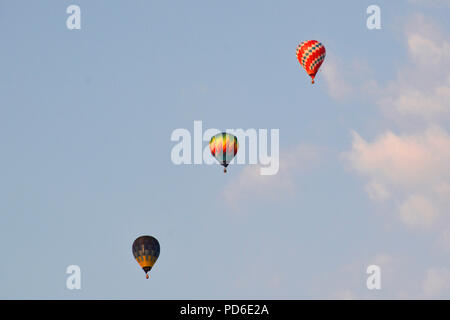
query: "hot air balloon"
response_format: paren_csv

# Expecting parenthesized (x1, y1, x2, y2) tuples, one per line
(209, 132, 238, 173)
(132, 235, 160, 279)
(296, 40, 326, 84)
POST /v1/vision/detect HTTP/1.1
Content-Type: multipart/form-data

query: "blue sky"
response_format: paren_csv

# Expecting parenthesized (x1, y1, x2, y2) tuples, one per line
(0, 0, 450, 299)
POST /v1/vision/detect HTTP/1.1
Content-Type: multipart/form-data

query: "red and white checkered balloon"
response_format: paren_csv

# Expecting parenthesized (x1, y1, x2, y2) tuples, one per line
(296, 40, 326, 84)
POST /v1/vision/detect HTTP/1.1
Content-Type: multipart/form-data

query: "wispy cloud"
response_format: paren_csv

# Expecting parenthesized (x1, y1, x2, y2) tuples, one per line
(321, 54, 374, 102)
(327, 13, 450, 299)
(324, 15, 450, 126)
(345, 128, 450, 190)
(423, 267, 450, 298)
(378, 15, 450, 124)
(321, 55, 354, 101)
(223, 144, 321, 209)
(344, 127, 450, 231)
(325, 253, 450, 299)
(409, 0, 450, 6)
(337, 13, 450, 240)
(325, 253, 403, 299)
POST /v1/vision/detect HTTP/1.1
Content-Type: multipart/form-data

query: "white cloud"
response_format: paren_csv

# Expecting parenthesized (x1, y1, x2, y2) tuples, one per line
(379, 80, 450, 121)
(325, 15, 450, 125)
(329, 13, 450, 299)
(380, 15, 450, 124)
(321, 55, 354, 101)
(435, 182, 450, 202)
(344, 127, 450, 230)
(423, 267, 450, 297)
(321, 55, 374, 102)
(409, 0, 450, 6)
(326, 253, 405, 299)
(330, 289, 358, 300)
(398, 194, 438, 230)
(223, 144, 320, 208)
(365, 181, 390, 202)
(371, 253, 395, 267)
(327, 254, 450, 299)
(338, 14, 450, 237)
(438, 228, 450, 252)
(346, 127, 450, 189)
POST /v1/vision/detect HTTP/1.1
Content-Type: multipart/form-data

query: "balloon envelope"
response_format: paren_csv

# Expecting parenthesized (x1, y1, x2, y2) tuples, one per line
(132, 235, 160, 278)
(209, 132, 239, 172)
(296, 40, 326, 84)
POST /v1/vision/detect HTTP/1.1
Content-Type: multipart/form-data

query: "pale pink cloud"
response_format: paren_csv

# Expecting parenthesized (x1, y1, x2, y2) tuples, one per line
(344, 127, 450, 231)
(423, 267, 450, 297)
(321, 54, 374, 102)
(321, 55, 354, 101)
(379, 15, 450, 124)
(398, 194, 438, 230)
(346, 127, 450, 189)
(409, 0, 450, 6)
(328, 254, 450, 299)
(365, 181, 390, 202)
(325, 15, 450, 124)
(223, 144, 321, 209)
